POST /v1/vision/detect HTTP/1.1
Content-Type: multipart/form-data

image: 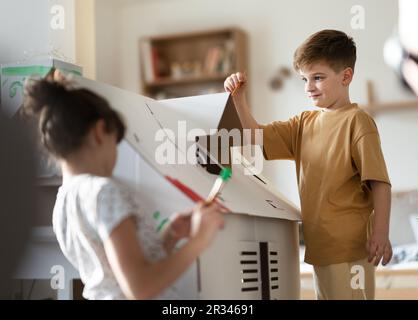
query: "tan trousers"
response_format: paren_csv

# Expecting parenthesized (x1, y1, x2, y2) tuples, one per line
(313, 257, 375, 300)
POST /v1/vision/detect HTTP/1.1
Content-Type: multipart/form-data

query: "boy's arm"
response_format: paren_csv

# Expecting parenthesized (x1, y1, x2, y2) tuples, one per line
(224, 72, 261, 145)
(225, 72, 299, 160)
(367, 180, 392, 266)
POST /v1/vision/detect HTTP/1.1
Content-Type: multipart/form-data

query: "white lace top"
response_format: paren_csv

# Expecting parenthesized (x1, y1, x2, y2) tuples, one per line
(52, 174, 179, 300)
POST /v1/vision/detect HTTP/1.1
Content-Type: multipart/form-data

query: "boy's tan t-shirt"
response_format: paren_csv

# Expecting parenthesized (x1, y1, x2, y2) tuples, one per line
(260, 103, 390, 266)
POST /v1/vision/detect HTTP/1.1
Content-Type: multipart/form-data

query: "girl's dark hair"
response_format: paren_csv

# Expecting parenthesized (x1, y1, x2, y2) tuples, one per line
(22, 70, 126, 159)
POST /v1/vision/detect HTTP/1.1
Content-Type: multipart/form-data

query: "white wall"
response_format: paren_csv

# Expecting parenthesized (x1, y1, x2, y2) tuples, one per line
(75, 0, 96, 79)
(96, 0, 418, 206)
(94, 0, 120, 85)
(0, 0, 50, 64)
(0, 0, 75, 65)
(49, 0, 76, 62)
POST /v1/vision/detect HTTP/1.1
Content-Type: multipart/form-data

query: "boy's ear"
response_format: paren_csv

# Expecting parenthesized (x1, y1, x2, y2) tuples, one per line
(342, 67, 353, 86)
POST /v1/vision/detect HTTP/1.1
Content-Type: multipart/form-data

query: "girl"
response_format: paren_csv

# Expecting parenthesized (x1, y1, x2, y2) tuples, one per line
(23, 70, 226, 300)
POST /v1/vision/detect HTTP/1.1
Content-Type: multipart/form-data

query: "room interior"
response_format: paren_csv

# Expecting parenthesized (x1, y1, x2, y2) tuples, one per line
(1, 0, 418, 300)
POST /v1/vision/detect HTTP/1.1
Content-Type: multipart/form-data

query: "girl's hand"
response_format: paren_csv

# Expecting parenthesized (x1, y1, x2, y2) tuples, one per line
(166, 210, 193, 241)
(190, 202, 228, 250)
(161, 210, 193, 253)
(163, 203, 229, 252)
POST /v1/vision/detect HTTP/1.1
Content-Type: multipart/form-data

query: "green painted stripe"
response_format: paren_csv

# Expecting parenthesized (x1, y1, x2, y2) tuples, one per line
(1, 66, 82, 77)
(2, 66, 52, 76)
(156, 217, 169, 233)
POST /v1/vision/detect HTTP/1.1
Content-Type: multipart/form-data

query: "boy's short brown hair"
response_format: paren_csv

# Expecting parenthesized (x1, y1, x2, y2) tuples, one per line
(293, 29, 357, 72)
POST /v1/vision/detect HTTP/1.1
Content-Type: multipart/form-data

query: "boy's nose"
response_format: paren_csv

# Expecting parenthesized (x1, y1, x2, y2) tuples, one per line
(305, 82, 316, 93)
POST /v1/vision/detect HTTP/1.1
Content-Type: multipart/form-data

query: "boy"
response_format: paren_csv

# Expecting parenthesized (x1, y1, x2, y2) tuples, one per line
(224, 30, 392, 300)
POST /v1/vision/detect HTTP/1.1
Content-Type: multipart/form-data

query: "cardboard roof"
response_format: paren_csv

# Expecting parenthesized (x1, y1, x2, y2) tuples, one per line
(75, 76, 300, 221)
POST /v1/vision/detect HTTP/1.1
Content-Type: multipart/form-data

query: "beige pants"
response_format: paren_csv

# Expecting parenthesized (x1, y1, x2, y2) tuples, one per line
(313, 257, 375, 300)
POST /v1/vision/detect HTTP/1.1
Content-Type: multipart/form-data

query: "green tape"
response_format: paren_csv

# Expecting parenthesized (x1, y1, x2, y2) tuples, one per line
(1, 66, 81, 77)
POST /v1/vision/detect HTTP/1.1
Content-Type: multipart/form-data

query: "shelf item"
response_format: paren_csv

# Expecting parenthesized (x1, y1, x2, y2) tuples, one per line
(140, 27, 248, 99)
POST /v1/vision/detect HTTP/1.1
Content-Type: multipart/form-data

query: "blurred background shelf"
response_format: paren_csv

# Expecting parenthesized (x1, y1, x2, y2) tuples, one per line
(140, 27, 248, 99)
(363, 99, 418, 115)
(362, 80, 418, 115)
(144, 73, 230, 88)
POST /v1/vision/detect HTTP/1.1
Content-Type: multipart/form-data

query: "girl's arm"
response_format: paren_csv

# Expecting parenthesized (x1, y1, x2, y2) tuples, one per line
(104, 204, 223, 300)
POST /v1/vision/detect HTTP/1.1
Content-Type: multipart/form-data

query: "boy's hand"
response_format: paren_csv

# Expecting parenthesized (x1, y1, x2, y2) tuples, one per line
(366, 232, 393, 266)
(224, 72, 247, 101)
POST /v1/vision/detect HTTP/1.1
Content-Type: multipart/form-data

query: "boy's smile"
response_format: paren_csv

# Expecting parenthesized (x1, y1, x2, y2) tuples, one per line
(299, 61, 352, 110)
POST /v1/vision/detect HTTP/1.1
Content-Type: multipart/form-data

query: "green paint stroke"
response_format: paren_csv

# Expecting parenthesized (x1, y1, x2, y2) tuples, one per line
(153, 211, 161, 220)
(9, 81, 23, 98)
(1, 66, 82, 77)
(156, 217, 169, 233)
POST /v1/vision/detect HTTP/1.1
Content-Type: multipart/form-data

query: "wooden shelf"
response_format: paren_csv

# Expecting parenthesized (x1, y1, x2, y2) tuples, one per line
(362, 80, 418, 115)
(139, 27, 248, 99)
(362, 100, 418, 115)
(144, 73, 230, 88)
(145, 27, 243, 42)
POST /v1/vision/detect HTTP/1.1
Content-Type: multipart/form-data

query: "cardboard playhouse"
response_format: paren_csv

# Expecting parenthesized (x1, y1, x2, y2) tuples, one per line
(75, 76, 302, 300)
(1, 59, 301, 299)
